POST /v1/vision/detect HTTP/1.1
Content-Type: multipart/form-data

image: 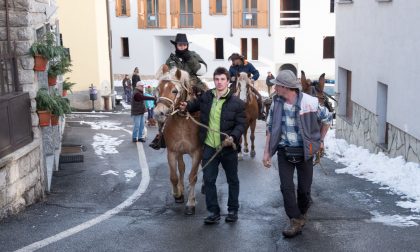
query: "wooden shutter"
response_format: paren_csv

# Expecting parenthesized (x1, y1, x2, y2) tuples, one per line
(233, 0, 242, 28)
(193, 0, 202, 28)
(222, 0, 227, 15)
(116, 0, 122, 16)
(138, 0, 146, 29)
(170, 0, 180, 28)
(158, 0, 167, 28)
(257, 0, 267, 28)
(252, 38, 258, 60)
(210, 0, 216, 15)
(126, 0, 131, 16)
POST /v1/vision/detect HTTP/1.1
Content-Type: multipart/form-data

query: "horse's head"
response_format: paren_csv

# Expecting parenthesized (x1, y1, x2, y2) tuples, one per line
(235, 72, 251, 102)
(301, 70, 325, 105)
(154, 65, 191, 123)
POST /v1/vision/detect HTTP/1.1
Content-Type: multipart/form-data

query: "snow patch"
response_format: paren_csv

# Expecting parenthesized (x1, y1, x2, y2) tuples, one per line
(81, 121, 124, 131)
(325, 129, 420, 213)
(92, 133, 123, 158)
(121, 101, 131, 110)
(368, 211, 420, 227)
(101, 170, 119, 176)
(83, 115, 110, 118)
(124, 170, 137, 182)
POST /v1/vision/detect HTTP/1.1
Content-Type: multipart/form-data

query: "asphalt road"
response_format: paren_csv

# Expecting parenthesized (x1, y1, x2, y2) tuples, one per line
(0, 112, 419, 252)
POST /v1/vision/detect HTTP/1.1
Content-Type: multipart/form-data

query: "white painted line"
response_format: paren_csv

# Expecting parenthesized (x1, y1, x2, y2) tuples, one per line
(15, 135, 150, 252)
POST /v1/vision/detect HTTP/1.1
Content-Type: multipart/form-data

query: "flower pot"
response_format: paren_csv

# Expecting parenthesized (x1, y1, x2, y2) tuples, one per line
(33, 55, 48, 71)
(37, 110, 51, 127)
(51, 114, 59, 126)
(62, 90, 68, 97)
(48, 75, 57, 86)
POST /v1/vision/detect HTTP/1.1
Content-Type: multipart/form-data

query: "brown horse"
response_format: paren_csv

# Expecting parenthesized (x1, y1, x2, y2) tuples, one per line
(235, 72, 259, 159)
(300, 71, 334, 113)
(153, 66, 201, 215)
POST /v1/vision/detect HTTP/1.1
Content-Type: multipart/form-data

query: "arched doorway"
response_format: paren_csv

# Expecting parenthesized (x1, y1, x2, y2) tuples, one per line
(279, 64, 297, 76)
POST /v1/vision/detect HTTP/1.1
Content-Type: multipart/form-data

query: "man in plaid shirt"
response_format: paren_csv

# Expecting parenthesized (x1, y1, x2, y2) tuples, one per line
(263, 70, 332, 238)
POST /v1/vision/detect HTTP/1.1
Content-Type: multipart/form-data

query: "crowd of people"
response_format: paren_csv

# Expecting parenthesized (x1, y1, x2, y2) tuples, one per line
(122, 33, 332, 238)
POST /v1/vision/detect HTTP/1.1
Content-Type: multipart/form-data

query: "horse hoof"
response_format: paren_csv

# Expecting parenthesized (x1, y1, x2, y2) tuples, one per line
(184, 206, 195, 215)
(174, 195, 184, 203)
(238, 153, 243, 161)
(244, 148, 249, 153)
(251, 150, 256, 158)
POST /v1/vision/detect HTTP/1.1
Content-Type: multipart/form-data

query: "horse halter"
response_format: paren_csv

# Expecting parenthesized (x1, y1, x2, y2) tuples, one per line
(156, 79, 189, 115)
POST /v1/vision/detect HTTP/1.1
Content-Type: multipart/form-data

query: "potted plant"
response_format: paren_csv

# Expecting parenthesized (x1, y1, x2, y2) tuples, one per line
(29, 32, 56, 71)
(50, 93, 72, 125)
(35, 88, 54, 126)
(47, 50, 72, 86)
(62, 78, 76, 96)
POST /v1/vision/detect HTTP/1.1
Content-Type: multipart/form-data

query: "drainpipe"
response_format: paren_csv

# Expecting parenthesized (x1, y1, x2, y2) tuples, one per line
(230, 0, 233, 37)
(268, 0, 271, 37)
(105, 0, 115, 109)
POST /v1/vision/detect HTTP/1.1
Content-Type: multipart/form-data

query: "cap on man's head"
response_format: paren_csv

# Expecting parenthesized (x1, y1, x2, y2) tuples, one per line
(136, 81, 144, 87)
(228, 53, 243, 61)
(270, 70, 302, 89)
(170, 33, 190, 45)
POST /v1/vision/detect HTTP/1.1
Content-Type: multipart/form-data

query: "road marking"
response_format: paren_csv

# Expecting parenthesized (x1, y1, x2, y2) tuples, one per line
(16, 130, 150, 252)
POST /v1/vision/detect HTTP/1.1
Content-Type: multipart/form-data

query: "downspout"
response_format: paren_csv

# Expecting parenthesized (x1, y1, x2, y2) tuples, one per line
(230, 0, 233, 37)
(268, 0, 271, 37)
(105, 0, 115, 109)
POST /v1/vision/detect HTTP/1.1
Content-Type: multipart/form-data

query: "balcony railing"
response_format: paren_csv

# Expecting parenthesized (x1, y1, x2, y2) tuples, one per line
(280, 10, 300, 27)
(242, 11, 258, 28)
(179, 13, 194, 28)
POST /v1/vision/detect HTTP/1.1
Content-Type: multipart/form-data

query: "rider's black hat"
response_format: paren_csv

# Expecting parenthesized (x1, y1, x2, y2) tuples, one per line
(170, 33, 190, 45)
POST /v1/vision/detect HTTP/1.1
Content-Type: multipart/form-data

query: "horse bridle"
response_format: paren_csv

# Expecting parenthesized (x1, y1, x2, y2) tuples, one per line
(156, 79, 190, 115)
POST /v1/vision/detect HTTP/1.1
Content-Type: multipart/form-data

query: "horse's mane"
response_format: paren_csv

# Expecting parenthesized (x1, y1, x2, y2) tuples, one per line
(155, 65, 190, 88)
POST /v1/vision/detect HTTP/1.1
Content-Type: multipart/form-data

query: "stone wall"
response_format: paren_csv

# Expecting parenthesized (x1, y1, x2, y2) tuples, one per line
(336, 102, 420, 164)
(0, 140, 44, 219)
(0, 0, 58, 220)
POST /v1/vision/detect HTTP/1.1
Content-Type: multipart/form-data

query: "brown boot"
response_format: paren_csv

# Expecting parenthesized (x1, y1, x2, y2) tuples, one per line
(282, 218, 306, 238)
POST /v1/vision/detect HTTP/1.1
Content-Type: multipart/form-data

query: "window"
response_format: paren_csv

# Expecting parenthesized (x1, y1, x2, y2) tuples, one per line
(210, 0, 226, 15)
(170, 0, 201, 28)
(330, 0, 334, 13)
(338, 67, 352, 121)
(121, 37, 129, 57)
(377, 82, 388, 147)
(241, 38, 248, 59)
(280, 0, 300, 27)
(116, 0, 131, 17)
(232, 0, 267, 28)
(285, 37, 295, 54)
(251, 38, 258, 60)
(215, 38, 224, 59)
(138, 0, 167, 29)
(323, 36, 334, 59)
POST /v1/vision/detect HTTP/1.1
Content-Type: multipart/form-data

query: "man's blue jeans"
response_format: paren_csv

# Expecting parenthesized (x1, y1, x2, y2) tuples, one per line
(132, 114, 145, 140)
(202, 145, 240, 214)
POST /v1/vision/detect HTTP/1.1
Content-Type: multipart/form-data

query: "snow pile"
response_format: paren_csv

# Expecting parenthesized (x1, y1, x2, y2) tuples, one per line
(369, 211, 420, 227)
(124, 170, 137, 182)
(325, 129, 420, 213)
(92, 133, 123, 158)
(101, 170, 119, 176)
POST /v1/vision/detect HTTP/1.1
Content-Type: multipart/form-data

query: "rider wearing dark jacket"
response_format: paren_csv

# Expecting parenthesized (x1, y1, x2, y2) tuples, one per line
(228, 53, 265, 120)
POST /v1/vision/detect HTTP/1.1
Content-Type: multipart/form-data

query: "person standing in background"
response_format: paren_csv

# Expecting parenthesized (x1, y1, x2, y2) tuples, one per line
(132, 67, 141, 90)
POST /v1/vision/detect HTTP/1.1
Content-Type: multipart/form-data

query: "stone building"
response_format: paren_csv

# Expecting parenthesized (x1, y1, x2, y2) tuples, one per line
(0, 0, 64, 219)
(335, 0, 420, 163)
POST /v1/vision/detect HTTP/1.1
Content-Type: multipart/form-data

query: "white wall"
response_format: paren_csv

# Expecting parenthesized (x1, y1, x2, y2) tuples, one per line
(336, 0, 420, 139)
(109, 0, 335, 81)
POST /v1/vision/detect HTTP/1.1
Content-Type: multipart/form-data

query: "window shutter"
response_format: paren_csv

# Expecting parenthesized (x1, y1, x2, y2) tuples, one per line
(138, 0, 146, 29)
(170, 0, 180, 28)
(222, 0, 227, 15)
(158, 0, 167, 28)
(126, 0, 131, 16)
(193, 0, 202, 28)
(210, 0, 216, 15)
(257, 0, 267, 28)
(116, 0, 122, 16)
(232, 0, 242, 28)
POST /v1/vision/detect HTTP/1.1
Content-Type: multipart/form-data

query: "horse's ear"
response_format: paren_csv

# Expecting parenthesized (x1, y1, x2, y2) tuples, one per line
(300, 70, 310, 94)
(318, 73, 325, 92)
(162, 64, 169, 73)
(175, 69, 182, 80)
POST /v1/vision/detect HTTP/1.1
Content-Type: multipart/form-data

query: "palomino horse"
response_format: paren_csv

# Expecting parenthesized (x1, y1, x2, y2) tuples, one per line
(235, 72, 259, 159)
(153, 66, 201, 215)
